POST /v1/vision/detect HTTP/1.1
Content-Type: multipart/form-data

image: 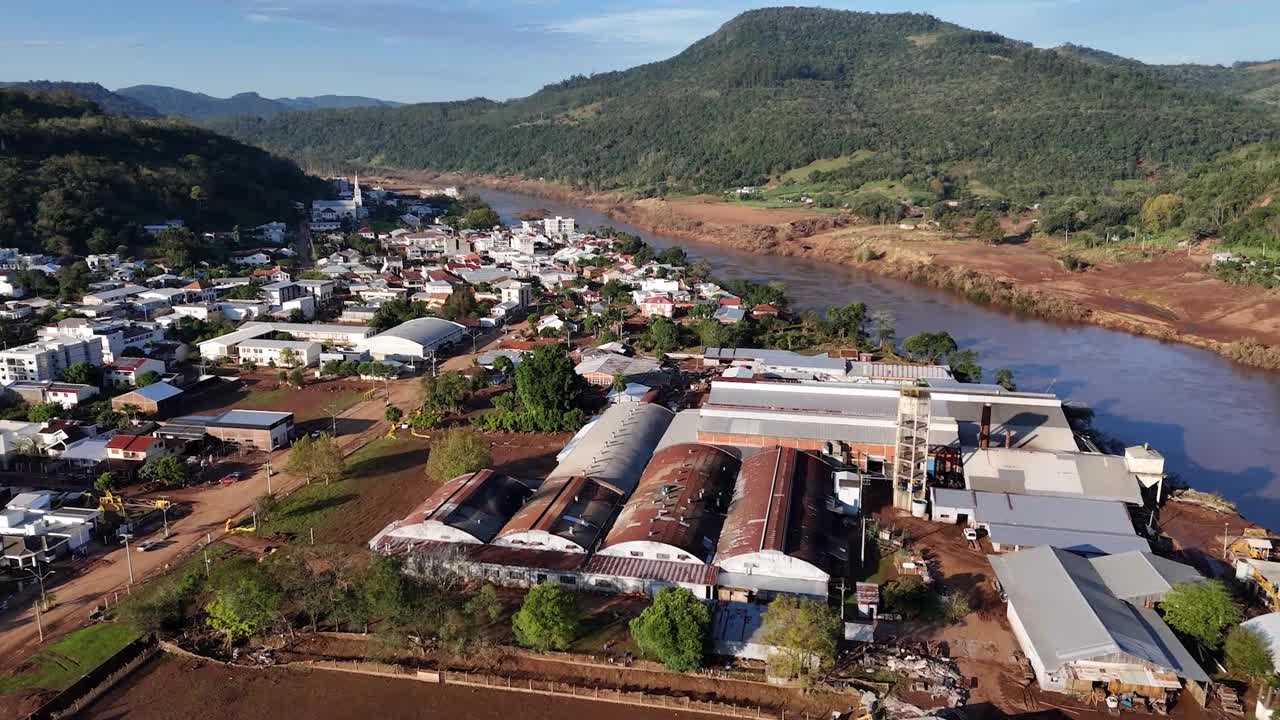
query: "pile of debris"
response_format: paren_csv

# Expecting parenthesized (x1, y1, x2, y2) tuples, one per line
(835, 644, 968, 709)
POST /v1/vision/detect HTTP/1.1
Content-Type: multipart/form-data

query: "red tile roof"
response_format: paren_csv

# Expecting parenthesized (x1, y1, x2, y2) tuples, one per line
(105, 434, 158, 453)
(106, 358, 152, 372)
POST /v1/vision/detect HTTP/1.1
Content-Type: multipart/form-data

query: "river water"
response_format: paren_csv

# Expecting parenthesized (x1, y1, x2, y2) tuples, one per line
(479, 188, 1280, 527)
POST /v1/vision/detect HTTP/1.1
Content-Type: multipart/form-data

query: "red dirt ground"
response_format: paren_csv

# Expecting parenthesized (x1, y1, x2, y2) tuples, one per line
(79, 655, 723, 720)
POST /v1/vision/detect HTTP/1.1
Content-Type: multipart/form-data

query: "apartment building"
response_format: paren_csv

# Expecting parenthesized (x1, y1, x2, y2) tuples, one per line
(0, 336, 103, 384)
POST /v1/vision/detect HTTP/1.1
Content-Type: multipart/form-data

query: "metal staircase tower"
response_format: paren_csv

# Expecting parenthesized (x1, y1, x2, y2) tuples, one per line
(892, 387, 931, 511)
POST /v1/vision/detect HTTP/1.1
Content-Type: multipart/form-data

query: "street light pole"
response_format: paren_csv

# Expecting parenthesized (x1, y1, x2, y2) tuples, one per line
(265, 454, 273, 495)
(120, 534, 135, 585)
(22, 564, 55, 612)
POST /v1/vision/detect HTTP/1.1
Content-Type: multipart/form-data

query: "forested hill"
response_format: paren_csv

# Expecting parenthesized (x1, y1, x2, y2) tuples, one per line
(0, 89, 326, 256)
(116, 85, 403, 121)
(0, 81, 159, 118)
(213, 8, 1280, 200)
(1053, 45, 1280, 107)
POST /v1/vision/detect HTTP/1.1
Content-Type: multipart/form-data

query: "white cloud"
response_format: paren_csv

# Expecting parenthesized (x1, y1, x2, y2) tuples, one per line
(547, 7, 726, 46)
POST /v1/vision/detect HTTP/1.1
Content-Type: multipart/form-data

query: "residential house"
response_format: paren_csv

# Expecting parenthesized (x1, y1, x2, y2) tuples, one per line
(638, 295, 675, 319)
(103, 357, 166, 387)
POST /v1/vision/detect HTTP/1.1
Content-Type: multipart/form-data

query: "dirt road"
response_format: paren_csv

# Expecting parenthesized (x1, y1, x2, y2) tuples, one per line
(0, 376, 421, 672)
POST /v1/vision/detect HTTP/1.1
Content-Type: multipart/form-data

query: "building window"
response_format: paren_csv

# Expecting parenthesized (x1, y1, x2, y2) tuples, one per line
(629, 551, 643, 558)
(560, 575, 577, 585)
(656, 553, 670, 560)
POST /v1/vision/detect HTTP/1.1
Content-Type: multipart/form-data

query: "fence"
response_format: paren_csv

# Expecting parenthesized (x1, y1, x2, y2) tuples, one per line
(27, 634, 158, 720)
(443, 671, 785, 720)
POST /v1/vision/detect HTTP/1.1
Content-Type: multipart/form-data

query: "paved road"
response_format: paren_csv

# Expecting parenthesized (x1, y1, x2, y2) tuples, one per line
(0, 377, 420, 673)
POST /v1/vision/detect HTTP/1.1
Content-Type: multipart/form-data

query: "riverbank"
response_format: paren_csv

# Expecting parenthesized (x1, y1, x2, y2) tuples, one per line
(374, 169, 1280, 371)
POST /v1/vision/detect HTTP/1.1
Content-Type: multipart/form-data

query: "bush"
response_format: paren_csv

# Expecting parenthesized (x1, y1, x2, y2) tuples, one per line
(512, 583, 580, 651)
(883, 576, 942, 621)
(758, 596, 841, 684)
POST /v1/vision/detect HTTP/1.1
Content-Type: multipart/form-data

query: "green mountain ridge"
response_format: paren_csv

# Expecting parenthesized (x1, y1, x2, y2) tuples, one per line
(116, 85, 403, 121)
(1052, 44, 1280, 106)
(211, 7, 1280, 201)
(0, 89, 325, 256)
(0, 81, 159, 118)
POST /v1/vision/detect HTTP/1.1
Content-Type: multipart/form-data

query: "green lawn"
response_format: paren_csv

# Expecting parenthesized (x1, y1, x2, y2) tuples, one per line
(0, 623, 139, 694)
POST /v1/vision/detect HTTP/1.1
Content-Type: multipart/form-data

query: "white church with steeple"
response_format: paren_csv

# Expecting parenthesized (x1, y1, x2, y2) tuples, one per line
(310, 175, 367, 231)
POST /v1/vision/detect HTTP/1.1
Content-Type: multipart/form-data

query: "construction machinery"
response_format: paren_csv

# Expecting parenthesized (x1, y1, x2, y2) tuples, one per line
(1230, 528, 1280, 561)
(95, 490, 176, 537)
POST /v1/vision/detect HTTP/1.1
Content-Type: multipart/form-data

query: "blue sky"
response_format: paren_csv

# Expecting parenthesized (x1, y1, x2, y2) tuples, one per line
(3, 1, 1277, 103)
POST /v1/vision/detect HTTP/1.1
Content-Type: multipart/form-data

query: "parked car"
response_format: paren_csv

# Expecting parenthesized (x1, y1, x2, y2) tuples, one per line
(218, 472, 243, 485)
(137, 540, 161, 552)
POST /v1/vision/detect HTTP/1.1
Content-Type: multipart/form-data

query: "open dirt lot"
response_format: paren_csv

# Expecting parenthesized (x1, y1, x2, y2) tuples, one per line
(80, 655, 722, 720)
(184, 375, 374, 428)
(658, 196, 828, 226)
(911, 237, 1280, 347)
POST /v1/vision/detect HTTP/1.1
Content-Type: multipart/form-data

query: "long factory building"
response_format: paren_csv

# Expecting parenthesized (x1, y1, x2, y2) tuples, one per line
(372, 352, 1163, 601)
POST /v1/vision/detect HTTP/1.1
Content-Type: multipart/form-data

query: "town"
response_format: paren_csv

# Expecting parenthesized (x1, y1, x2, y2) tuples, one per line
(0, 173, 1276, 720)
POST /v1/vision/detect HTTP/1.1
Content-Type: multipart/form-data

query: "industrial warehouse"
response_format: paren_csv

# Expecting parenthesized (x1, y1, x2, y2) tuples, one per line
(373, 349, 1181, 623)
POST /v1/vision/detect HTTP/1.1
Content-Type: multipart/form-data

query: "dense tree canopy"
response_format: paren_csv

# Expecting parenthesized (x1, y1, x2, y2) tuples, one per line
(0, 89, 323, 255)
(629, 588, 711, 672)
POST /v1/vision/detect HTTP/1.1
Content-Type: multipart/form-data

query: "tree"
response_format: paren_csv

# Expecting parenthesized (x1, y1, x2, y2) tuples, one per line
(994, 368, 1017, 391)
(226, 284, 261, 300)
(362, 555, 406, 622)
(971, 211, 1003, 244)
(56, 261, 91, 302)
(871, 309, 896, 349)
(286, 433, 345, 485)
(947, 349, 982, 383)
(1140, 193, 1184, 233)
(385, 405, 403, 423)
(492, 354, 516, 377)
(135, 370, 161, 387)
(512, 582, 580, 651)
(426, 428, 492, 480)
(758, 596, 841, 684)
(513, 344, 587, 432)
(27, 402, 61, 423)
(629, 587, 711, 671)
(287, 367, 305, 387)
(645, 316, 682, 354)
(205, 577, 280, 649)
(611, 373, 628, 394)
(278, 348, 300, 368)
(1225, 624, 1276, 681)
(139, 456, 188, 488)
(190, 185, 208, 203)
(463, 207, 500, 230)
(61, 362, 100, 386)
(420, 372, 470, 414)
(1162, 580, 1241, 650)
(827, 302, 869, 343)
(903, 331, 958, 362)
(465, 583, 504, 623)
(155, 227, 194, 269)
(94, 471, 115, 492)
(93, 406, 124, 430)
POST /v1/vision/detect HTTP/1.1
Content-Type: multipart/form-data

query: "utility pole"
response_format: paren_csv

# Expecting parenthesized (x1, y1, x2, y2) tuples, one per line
(265, 454, 273, 495)
(22, 564, 55, 611)
(33, 601, 43, 643)
(120, 534, 135, 585)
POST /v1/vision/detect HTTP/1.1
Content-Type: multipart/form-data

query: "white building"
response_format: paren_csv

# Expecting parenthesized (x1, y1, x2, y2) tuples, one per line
(236, 339, 321, 368)
(295, 279, 335, 304)
(358, 317, 467, 361)
(0, 336, 104, 384)
(543, 216, 575, 237)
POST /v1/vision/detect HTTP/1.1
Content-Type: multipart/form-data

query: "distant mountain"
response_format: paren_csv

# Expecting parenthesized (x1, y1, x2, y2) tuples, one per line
(214, 7, 1280, 201)
(1054, 44, 1280, 106)
(277, 95, 405, 111)
(116, 84, 401, 120)
(0, 88, 325, 256)
(0, 81, 159, 117)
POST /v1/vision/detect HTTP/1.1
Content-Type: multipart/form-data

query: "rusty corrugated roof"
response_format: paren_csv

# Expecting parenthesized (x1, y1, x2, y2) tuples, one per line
(601, 443, 740, 560)
(714, 447, 833, 571)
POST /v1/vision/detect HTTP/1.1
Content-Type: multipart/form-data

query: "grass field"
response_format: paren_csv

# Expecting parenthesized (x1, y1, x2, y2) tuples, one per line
(259, 435, 431, 542)
(776, 151, 874, 184)
(0, 623, 139, 694)
(237, 387, 365, 423)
